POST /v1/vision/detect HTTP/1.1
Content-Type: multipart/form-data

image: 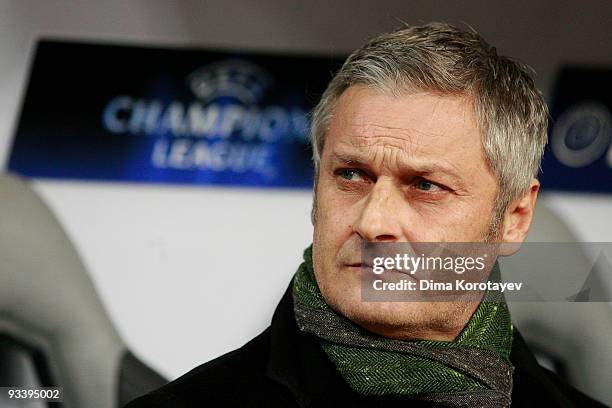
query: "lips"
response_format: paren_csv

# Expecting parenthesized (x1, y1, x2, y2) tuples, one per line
(346, 262, 372, 268)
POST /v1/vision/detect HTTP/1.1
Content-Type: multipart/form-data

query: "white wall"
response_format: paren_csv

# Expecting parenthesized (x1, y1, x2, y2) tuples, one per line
(1, 0, 611, 379)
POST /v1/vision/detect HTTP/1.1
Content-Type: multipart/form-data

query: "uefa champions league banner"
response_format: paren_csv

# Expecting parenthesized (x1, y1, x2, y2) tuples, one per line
(539, 67, 612, 193)
(8, 40, 341, 188)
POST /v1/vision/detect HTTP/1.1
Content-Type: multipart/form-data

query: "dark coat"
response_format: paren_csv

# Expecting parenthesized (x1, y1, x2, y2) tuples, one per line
(126, 282, 606, 407)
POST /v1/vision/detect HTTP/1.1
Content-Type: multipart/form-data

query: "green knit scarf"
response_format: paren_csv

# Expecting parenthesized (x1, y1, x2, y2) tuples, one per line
(292, 245, 514, 400)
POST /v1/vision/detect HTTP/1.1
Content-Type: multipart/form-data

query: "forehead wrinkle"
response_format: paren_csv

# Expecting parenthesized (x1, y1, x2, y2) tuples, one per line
(345, 129, 436, 172)
(333, 141, 463, 182)
(347, 122, 446, 143)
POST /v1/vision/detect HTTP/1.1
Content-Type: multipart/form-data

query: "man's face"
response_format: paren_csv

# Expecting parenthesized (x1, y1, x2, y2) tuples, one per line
(312, 85, 500, 341)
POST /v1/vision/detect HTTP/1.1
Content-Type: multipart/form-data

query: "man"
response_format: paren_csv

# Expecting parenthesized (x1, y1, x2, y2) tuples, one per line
(126, 23, 604, 407)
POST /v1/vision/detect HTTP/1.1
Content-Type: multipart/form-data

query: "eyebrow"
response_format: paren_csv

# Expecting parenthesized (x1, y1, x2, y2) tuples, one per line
(331, 150, 463, 182)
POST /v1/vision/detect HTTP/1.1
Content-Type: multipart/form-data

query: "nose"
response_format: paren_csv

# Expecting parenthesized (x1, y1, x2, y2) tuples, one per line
(353, 179, 403, 242)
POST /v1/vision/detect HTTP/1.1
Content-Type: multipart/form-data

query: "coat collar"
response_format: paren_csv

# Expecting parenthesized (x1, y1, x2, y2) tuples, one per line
(265, 281, 353, 407)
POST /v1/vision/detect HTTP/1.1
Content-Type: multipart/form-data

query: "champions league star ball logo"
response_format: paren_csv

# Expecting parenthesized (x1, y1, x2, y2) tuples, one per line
(186, 59, 274, 105)
(551, 102, 612, 168)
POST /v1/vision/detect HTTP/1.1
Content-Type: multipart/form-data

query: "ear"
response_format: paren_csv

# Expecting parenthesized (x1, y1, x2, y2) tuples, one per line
(500, 179, 540, 248)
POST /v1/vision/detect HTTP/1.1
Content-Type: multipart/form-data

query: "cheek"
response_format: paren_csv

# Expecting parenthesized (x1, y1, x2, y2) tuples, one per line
(401, 199, 494, 242)
(439, 202, 495, 240)
(314, 182, 355, 249)
(316, 197, 352, 243)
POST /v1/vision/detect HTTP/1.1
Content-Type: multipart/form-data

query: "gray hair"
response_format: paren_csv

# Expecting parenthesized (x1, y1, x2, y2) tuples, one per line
(311, 22, 548, 216)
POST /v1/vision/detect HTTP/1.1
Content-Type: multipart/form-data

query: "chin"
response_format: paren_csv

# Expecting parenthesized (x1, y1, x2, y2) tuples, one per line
(326, 287, 468, 341)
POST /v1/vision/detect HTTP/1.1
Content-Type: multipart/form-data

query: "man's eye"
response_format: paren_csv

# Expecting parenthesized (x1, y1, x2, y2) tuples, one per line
(415, 179, 441, 192)
(338, 169, 365, 182)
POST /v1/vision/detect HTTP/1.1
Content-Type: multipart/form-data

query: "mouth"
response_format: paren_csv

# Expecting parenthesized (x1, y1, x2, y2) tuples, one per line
(346, 262, 372, 268)
(344, 262, 422, 281)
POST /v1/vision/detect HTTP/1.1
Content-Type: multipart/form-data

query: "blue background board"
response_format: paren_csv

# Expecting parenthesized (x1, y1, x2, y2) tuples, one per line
(10, 43, 610, 193)
(8, 40, 343, 188)
(539, 67, 612, 193)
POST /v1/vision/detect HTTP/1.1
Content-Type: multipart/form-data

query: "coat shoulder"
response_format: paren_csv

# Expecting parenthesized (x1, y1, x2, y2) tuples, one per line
(510, 331, 607, 407)
(123, 328, 293, 408)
